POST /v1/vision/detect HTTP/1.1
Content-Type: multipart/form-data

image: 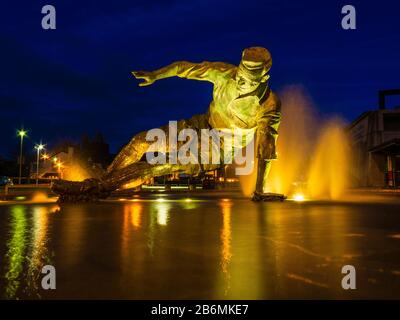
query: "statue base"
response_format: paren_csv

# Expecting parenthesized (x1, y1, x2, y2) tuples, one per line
(52, 178, 112, 203)
(251, 192, 286, 202)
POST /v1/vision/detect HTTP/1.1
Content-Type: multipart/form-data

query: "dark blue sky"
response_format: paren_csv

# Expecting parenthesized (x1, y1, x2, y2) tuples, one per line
(1, 0, 399, 156)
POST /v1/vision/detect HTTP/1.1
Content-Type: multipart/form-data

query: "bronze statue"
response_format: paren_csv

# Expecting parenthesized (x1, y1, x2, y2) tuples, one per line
(52, 47, 281, 202)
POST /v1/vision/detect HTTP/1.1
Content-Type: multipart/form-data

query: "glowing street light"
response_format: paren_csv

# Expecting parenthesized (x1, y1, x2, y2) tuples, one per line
(35, 143, 45, 186)
(41, 153, 49, 161)
(17, 129, 27, 184)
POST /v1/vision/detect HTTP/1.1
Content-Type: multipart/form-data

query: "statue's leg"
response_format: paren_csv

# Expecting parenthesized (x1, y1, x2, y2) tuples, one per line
(104, 113, 212, 188)
(253, 159, 286, 201)
(255, 159, 271, 193)
(52, 114, 211, 201)
(107, 114, 210, 174)
(52, 162, 207, 202)
(106, 130, 151, 174)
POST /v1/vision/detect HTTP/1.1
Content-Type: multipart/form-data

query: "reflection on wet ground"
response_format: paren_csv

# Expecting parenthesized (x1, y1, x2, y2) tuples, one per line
(0, 195, 400, 299)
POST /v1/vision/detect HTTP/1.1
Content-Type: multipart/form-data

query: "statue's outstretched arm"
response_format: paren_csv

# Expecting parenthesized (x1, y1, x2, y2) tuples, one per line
(132, 61, 234, 86)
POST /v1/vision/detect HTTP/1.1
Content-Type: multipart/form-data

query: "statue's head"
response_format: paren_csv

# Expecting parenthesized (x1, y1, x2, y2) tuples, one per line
(236, 47, 272, 95)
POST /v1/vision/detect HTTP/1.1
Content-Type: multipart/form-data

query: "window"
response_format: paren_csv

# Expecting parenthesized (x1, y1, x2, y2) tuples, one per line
(383, 114, 400, 131)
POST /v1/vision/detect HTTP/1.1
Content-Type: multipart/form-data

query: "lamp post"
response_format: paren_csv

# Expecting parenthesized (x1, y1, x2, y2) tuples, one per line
(35, 143, 45, 186)
(17, 129, 27, 184)
(56, 161, 63, 179)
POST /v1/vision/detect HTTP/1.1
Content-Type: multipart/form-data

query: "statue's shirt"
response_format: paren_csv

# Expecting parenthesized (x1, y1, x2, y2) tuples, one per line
(210, 77, 264, 130)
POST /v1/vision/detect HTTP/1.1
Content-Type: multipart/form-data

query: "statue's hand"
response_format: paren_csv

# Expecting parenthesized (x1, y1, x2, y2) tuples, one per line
(132, 71, 156, 87)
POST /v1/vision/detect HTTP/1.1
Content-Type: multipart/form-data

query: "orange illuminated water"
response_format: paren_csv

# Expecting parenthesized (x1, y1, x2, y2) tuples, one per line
(250, 85, 351, 200)
(307, 119, 351, 199)
(62, 162, 91, 181)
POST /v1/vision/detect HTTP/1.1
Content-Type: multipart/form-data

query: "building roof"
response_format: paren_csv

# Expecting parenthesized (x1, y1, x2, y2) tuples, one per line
(348, 111, 373, 130)
(369, 138, 400, 154)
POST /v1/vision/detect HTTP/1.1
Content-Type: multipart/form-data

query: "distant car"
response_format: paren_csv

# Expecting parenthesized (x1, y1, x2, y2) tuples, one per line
(0, 176, 13, 186)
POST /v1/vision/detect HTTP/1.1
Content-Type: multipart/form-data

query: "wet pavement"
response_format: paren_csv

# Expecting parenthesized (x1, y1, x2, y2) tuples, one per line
(0, 192, 400, 299)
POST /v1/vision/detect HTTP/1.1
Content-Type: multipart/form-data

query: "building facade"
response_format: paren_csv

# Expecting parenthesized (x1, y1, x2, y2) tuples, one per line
(349, 90, 400, 188)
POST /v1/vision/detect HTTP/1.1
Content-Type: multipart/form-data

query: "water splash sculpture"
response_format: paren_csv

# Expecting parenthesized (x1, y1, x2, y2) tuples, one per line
(52, 47, 282, 202)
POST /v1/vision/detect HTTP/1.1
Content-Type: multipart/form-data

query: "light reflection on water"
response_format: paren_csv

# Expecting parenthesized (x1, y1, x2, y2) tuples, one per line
(5, 205, 27, 299)
(155, 202, 170, 226)
(0, 199, 400, 299)
(2, 205, 58, 299)
(26, 206, 51, 297)
(219, 201, 232, 295)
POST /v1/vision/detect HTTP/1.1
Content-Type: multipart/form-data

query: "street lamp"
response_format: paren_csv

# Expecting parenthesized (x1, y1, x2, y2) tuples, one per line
(56, 161, 63, 179)
(17, 129, 27, 184)
(35, 143, 45, 186)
